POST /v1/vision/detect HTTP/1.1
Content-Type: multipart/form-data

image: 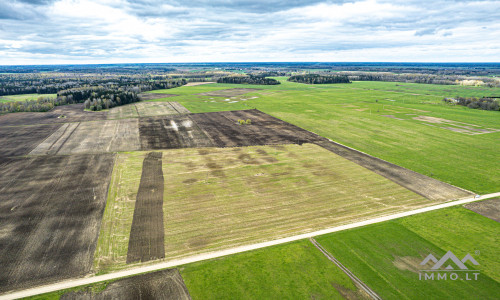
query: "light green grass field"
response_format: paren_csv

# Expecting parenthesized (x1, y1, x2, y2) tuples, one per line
(0, 93, 56, 103)
(180, 240, 365, 299)
(94, 144, 433, 273)
(315, 205, 500, 299)
(149, 79, 500, 193)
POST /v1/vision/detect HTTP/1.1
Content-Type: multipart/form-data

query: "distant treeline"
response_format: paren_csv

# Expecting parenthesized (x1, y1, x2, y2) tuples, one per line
(0, 79, 186, 113)
(342, 71, 500, 87)
(443, 97, 499, 111)
(288, 74, 350, 84)
(217, 75, 280, 85)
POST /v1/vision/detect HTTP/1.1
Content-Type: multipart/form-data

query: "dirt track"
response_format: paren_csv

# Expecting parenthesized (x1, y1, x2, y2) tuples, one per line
(0, 154, 115, 293)
(127, 152, 165, 263)
(60, 269, 191, 300)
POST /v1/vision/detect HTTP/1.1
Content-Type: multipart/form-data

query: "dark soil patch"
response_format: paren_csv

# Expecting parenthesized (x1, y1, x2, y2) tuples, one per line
(0, 123, 62, 156)
(464, 198, 500, 222)
(183, 178, 198, 184)
(0, 154, 115, 293)
(139, 115, 214, 150)
(195, 88, 260, 97)
(61, 269, 191, 300)
(0, 104, 107, 126)
(139, 93, 178, 100)
(127, 152, 165, 264)
(315, 140, 473, 201)
(190, 110, 322, 147)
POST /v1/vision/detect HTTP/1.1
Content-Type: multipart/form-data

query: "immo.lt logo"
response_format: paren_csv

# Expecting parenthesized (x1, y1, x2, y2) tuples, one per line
(419, 251, 480, 281)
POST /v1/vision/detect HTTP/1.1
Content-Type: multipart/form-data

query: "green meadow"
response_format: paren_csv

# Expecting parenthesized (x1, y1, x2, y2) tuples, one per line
(0, 93, 56, 103)
(180, 240, 363, 299)
(315, 205, 500, 299)
(149, 79, 500, 194)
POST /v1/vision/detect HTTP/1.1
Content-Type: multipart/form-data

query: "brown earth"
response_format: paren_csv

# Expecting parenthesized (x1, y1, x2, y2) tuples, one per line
(0, 154, 115, 293)
(315, 140, 473, 201)
(30, 118, 141, 155)
(60, 269, 191, 300)
(139, 115, 214, 149)
(195, 88, 260, 97)
(464, 198, 500, 222)
(0, 123, 62, 156)
(127, 152, 165, 264)
(190, 109, 323, 147)
(138, 93, 178, 100)
(0, 104, 107, 126)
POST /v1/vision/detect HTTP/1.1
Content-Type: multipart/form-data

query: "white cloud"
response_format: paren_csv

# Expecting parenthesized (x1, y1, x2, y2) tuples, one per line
(0, 0, 498, 64)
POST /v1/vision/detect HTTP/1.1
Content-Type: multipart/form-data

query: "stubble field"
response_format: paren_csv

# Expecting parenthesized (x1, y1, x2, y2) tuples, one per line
(94, 143, 443, 273)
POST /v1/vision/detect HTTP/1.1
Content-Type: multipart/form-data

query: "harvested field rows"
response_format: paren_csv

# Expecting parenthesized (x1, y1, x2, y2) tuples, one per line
(0, 154, 115, 293)
(60, 269, 191, 300)
(107, 102, 190, 120)
(94, 144, 440, 272)
(30, 118, 141, 155)
(127, 152, 165, 264)
(0, 123, 61, 156)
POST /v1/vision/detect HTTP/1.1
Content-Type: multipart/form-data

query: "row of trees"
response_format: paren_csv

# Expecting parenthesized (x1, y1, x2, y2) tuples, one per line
(343, 72, 500, 87)
(443, 97, 499, 111)
(217, 75, 280, 85)
(83, 90, 140, 111)
(288, 74, 350, 84)
(0, 79, 186, 113)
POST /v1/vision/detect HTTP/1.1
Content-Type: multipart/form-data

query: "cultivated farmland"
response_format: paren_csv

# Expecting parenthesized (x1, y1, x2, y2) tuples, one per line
(0, 154, 115, 293)
(107, 101, 190, 119)
(30, 118, 141, 155)
(0, 123, 62, 156)
(94, 143, 442, 272)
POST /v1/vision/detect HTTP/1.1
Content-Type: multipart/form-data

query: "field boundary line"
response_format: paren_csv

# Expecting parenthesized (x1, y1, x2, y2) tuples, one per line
(310, 238, 382, 300)
(2, 192, 499, 299)
(254, 108, 475, 196)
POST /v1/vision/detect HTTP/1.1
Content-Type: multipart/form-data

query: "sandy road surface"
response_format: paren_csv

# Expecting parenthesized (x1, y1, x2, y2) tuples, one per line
(2, 192, 499, 299)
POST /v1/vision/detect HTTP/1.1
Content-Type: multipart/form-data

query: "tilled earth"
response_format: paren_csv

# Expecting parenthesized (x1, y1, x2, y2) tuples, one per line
(464, 198, 500, 222)
(60, 269, 191, 300)
(0, 123, 62, 156)
(0, 154, 115, 293)
(190, 109, 323, 147)
(127, 152, 166, 264)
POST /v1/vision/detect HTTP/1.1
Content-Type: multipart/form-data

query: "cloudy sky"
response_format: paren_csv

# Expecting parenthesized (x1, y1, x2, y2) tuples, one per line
(0, 0, 499, 64)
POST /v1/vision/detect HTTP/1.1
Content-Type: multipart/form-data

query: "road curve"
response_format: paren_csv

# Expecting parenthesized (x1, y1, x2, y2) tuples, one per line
(1, 192, 499, 300)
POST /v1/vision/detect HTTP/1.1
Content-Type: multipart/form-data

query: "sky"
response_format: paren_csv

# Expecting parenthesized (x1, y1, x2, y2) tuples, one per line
(0, 0, 499, 64)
